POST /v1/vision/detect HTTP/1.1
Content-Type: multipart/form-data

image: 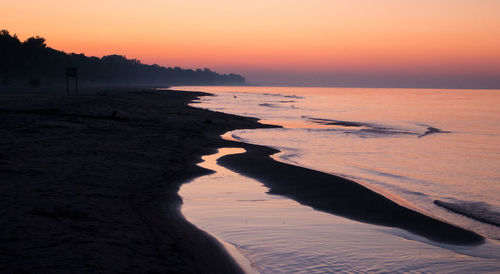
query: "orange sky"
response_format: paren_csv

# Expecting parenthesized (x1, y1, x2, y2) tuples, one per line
(2, 0, 500, 86)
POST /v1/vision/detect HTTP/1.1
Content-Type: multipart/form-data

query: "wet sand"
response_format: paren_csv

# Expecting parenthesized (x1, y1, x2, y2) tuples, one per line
(217, 141, 484, 246)
(0, 87, 484, 272)
(0, 87, 273, 273)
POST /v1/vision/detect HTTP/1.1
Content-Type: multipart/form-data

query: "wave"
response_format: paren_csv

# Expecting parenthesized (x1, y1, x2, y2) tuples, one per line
(261, 93, 304, 99)
(418, 127, 451, 138)
(304, 116, 365, 127)
(258, 103, 278, 108)
(303, 116, 417, 137)
(303, 116, 452, 139)
(434, 200, 500, 227)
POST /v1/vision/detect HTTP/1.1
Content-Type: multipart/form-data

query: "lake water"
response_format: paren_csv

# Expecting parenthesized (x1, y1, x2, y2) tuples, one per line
(170, 86, 500, 272)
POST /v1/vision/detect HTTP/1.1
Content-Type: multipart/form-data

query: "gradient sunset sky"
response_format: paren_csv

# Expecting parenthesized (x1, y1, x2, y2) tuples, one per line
(3, 0, 500, 88)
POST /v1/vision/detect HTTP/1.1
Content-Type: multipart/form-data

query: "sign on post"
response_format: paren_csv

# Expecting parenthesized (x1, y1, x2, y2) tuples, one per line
(66, 67, 78, 95)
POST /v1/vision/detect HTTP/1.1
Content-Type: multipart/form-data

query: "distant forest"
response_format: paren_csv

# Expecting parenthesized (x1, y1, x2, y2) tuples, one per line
(0, 30, 245, 87)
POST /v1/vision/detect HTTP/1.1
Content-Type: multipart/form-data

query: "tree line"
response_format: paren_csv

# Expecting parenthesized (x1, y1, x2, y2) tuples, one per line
(0, 30, 245, 87)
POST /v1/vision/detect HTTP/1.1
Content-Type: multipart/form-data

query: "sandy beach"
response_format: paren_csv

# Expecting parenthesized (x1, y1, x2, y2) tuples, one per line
(0, 87, 485, 272)
(217, 141, 484, 245)
(0, 87, 274, 273)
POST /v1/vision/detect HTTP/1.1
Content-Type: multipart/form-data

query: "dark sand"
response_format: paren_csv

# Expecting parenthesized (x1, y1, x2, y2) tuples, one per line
(0, 87, 273, 273)
(0, 87, 484, 273)
(217, 141, 484, 246)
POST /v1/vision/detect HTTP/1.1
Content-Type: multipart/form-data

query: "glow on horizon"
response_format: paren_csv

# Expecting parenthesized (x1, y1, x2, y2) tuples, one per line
(3, 0, 500, 86)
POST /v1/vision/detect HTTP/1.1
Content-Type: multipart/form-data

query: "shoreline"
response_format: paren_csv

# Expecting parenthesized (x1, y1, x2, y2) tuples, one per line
(0, 87, 484, 272)
(215, 139, 484, 246)
(0, 87, 274, 272)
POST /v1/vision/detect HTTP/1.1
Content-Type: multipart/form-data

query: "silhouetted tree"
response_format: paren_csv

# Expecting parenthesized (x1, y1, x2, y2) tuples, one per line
(23, 36, 47, 48)
(0, 29, 246, 87)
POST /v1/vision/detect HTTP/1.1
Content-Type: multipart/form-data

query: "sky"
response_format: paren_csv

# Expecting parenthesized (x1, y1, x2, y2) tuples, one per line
(2, 0, 500, 88)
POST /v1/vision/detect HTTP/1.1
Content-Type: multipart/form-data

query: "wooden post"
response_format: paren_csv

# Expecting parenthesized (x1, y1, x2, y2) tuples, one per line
(66, 67, 78, 95)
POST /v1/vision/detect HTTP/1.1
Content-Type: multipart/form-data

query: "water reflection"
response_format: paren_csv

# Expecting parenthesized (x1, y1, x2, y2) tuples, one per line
(180, 148, 500, 273)
(173, 86, 500, 239)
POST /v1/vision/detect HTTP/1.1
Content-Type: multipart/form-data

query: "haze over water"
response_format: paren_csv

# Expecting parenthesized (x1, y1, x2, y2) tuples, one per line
(173, 86, 500, 272)
(174, 86, 500, 238)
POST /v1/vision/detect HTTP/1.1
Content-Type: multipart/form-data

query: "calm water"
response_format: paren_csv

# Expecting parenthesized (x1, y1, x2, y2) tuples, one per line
(169, 86, 500, 272)
(181, 148, 500, 273)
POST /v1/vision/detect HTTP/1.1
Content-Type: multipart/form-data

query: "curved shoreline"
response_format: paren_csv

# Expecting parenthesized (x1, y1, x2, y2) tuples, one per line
(215, 140, 484, 246)
(0, 87, 484, 272)
(0, 87, 271, 273)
